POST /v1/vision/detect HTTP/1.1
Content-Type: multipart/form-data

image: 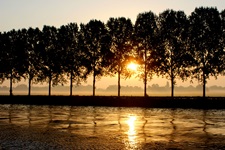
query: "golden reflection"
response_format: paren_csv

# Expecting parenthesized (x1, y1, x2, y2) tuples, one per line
(127, 115, 137, 147)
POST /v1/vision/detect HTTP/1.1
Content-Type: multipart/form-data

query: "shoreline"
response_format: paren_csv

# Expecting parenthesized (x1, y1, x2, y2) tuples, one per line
(1, 95, 225, 109)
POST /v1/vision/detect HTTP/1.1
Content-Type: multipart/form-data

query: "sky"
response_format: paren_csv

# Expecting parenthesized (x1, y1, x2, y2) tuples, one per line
(0, 0, 225, 89)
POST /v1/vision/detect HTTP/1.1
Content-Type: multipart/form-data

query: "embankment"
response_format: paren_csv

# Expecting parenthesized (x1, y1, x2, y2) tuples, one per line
(1, 95, 225, 109)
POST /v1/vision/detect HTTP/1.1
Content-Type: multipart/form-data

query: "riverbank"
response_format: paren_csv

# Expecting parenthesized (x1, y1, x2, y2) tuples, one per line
(1, 95, 225, 109)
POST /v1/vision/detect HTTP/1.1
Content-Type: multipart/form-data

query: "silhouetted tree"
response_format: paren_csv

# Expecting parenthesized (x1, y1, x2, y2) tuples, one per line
(1, 8, 225, 98)
(219, 9, 225, 80)
(4, 30, 16, 96)
(25, 27, 43, 96)
(2, 29, 27, 96)
(106, 17, 134, 97)
(58, 23, 88, 96)
(0, 32, 5, 85)
(157, 9, 191, 97)
(188, 7, 222, 98)
(15, 28, 30, 91)
(134, 11, 159, 97)
(38, 26, 66, 96)
(79, 20, 111, 96)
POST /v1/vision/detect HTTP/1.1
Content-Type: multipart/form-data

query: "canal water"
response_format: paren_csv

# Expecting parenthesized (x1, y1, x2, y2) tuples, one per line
(0, 104, 225, 149)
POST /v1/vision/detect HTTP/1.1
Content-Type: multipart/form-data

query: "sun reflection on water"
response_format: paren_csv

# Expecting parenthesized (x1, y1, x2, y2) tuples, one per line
(1, 105, 225, 149)
(127, 115, 137, 148)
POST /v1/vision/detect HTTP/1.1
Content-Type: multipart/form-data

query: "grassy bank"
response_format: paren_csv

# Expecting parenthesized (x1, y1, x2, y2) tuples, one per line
(1, 95, 225, 109)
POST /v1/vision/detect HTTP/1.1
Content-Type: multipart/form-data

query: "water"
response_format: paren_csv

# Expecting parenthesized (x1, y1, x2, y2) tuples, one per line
(0, 104, 225, 149)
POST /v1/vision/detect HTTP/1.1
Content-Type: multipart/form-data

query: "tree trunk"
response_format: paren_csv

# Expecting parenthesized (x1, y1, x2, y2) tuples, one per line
(170, 51, 174, 98)
(144, 75, 147, 97)
(118, 71, 121, 97)
(48, 76, 51, 96)
(203, 62, 206, 98)
(28, 76, 31, 96)
(9, 70, 13, 96)
(70, 72, 73, 96)
(203, 74, 206, 98)
(144, 50, 147, 97)
(171, 77, 174, 98)
(93, 71, 96, 96)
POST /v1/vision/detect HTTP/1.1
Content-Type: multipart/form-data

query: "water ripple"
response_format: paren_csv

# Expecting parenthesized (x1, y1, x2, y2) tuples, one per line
(0, 104, 225, 149)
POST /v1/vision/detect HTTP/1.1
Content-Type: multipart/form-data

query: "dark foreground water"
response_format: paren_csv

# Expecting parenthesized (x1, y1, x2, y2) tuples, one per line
(0, 104, 225, 149)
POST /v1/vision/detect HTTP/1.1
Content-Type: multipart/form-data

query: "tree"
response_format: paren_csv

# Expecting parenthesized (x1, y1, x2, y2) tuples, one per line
(133, 11, 159, 97)
(58, 23, 88, 96)
(106, 17, 134, 97)
(2, 29, 27, 96)
(38, 25, 66, 96)
(4, 30, 17, 96)
(0, 32, 6, 85)
(14, 28, 31, 94)
(219, 10, 225, 80)
(188, 7, 222, 98)
(157, 9, 191, 97)
(79, 20, 111, 96)
(26, 27, 43, 96)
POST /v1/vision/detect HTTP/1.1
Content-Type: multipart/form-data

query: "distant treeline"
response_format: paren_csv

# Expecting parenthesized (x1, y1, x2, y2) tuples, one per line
(0, 7, 225, 97)
(1, 83, 225, 96)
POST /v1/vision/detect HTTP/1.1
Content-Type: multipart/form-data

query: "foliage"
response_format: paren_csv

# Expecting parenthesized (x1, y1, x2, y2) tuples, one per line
(0, 7, 224, 97)
(79, 19, 111, 96)
(157, 9, 191, 97)
(133, 11, 159, 96)
(106, 17, 134, 96)
(188, 7, 222, 97)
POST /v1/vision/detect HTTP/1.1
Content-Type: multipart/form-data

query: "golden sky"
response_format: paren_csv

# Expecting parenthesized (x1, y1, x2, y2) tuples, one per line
(1, 0, 224, 32)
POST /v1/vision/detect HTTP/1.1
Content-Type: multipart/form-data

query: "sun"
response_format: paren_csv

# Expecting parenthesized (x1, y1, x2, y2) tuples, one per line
(127, 62, 138, 71)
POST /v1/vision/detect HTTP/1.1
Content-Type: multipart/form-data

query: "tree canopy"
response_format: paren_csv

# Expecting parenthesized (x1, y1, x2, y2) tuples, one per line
(0, 7, 224, 97)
